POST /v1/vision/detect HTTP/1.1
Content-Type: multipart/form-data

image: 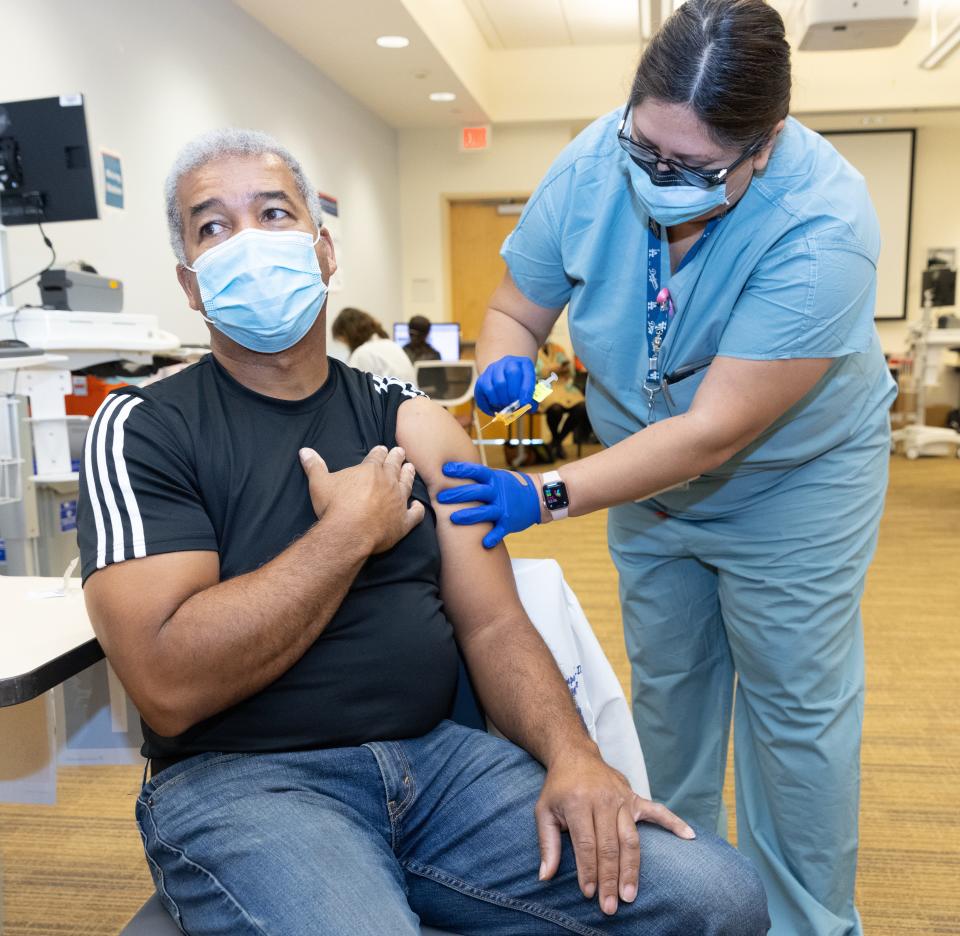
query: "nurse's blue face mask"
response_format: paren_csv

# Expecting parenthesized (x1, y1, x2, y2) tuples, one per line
(185, 227, 328, 354)
(617, 103, 763, 227)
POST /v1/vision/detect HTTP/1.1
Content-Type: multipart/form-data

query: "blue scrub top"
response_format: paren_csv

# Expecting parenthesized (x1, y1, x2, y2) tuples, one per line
(502, 112, 896, 519)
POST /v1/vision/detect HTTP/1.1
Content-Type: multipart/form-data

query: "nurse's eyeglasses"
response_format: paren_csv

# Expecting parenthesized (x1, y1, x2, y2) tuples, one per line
(617, 104, 765, 190)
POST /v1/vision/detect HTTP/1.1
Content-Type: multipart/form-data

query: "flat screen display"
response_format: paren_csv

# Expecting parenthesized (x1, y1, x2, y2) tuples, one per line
(393, 322, 461, 362)
(0, 94, 98, 225)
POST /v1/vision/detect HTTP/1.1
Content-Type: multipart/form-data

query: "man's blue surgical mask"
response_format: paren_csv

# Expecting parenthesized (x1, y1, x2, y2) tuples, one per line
(186, 227, 327, 354)
(626, 159, 730, 228)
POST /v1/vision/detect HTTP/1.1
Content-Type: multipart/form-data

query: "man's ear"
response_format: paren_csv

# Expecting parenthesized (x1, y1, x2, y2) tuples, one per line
(752, 119, 786, 173)
(316, 227, 338, 284)
(176, 263, 203, 313)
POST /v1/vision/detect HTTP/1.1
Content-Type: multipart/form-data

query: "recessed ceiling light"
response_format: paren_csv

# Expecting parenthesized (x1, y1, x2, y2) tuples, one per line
(429, 92, 456, 102)
(376, 35, 409, 48)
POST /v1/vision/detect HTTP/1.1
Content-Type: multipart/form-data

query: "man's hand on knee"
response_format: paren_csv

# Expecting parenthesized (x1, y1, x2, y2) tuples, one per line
(534, 752, 695, 916)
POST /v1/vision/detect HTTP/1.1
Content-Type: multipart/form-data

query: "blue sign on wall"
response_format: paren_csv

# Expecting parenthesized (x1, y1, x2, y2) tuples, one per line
(0, 538, 6, 564)
(101, 150, 124, 209)
(60, 499, 78, 533)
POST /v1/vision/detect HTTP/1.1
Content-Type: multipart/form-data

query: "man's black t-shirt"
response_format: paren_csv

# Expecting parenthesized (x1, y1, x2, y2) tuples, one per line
(77, 355, 459, 760)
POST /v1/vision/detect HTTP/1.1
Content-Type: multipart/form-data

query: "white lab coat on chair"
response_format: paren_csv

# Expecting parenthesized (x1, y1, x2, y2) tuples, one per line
(509, 558, 651, 799)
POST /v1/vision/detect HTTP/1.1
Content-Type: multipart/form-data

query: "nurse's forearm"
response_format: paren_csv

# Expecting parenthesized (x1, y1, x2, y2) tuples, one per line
(546, 412, 737, 518)
(476, 307, 540, 373)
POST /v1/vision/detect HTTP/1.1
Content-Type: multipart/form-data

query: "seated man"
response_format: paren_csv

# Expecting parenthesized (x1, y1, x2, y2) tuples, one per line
(78, 128, 769, 936)
(537, 339, 589, 461)
(404, 314, 443, 365)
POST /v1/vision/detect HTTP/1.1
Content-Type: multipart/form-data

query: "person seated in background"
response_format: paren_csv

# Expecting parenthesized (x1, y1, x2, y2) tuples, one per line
(403, 314, 443, 364)
(538, 338, 589, 460)
(78, 128, 769, 935)
(332, 305, 417, 383)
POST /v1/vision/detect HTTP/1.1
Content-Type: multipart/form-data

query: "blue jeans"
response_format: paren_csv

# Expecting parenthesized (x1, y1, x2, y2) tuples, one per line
(136, 721, 769, 935)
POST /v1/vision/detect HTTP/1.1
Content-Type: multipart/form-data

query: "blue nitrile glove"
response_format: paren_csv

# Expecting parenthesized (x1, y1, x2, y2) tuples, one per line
(475, 355, 538, 417)
(438, 462, 541, 548)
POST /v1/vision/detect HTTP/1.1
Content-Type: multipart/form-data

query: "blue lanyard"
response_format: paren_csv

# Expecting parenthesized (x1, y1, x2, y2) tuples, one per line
(644, 218, 719, 393)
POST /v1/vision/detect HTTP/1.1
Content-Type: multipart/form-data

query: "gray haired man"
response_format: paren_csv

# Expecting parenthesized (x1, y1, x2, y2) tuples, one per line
(78, 128, 769, 935)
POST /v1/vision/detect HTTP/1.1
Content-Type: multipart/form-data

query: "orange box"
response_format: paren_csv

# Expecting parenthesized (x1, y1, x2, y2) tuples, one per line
(64, 375, 130, 417)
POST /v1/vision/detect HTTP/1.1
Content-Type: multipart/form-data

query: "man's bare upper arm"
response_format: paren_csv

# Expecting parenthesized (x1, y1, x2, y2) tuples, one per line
(394, 397, 526, 647)
(83, 551, 218, 718)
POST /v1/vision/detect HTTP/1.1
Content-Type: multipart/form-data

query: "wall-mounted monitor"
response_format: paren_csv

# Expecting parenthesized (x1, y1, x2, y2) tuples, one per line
(0, 94, 98, 225)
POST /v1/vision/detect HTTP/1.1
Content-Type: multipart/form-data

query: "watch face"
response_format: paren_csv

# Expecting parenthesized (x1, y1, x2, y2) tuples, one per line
(543, 480, 569, 511)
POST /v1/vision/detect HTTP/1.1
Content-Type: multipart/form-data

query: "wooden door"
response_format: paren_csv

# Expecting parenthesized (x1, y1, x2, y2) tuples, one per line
(449, 199, 551, 460)
(449, 201, 523, 346)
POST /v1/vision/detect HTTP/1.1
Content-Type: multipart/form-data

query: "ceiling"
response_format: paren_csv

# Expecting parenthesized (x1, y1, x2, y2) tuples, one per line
(231, 0, 488, 128)
(462, 0, 642, 49)
(231, 0, 960, 129)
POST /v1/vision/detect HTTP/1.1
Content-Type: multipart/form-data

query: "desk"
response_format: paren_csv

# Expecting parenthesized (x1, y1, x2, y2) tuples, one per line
(0, 575, 101, 708)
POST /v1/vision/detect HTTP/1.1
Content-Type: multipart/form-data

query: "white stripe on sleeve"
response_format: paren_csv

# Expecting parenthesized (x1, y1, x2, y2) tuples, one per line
(85, 395, 124, 570)
(93, 394, 132, 566)
(111, 397, 146, 559)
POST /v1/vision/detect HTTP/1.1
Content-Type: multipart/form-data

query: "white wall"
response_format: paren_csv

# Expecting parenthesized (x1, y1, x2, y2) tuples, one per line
(886, 124, 960, 406)
(0, 0, 401, 345)
(883, 125, 960, 346)
(399, 121, 574, 325)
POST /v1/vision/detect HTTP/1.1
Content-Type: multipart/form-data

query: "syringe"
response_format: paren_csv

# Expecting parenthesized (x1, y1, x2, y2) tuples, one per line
(481, 373, 558, 430)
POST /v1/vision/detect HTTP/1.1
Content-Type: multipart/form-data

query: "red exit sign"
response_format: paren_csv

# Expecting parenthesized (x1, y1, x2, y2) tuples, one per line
(461, 125, 491, 151)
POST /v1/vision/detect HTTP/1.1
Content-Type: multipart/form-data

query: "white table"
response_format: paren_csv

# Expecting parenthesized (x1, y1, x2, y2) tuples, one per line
(0, 574, 101, 708)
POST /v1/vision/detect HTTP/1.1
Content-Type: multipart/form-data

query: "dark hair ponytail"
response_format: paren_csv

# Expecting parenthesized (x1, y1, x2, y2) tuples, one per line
(630, 0, 791, 151)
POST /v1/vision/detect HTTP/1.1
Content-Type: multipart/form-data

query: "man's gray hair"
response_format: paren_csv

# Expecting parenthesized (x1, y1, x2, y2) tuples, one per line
(164, 128, 323, 265)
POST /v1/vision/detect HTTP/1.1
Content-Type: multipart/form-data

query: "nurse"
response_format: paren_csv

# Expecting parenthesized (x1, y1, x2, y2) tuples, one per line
(438, 1, 895, 934)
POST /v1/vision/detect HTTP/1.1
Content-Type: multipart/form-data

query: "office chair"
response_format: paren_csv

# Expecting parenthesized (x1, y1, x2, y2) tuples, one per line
(413, 360, 488, 466)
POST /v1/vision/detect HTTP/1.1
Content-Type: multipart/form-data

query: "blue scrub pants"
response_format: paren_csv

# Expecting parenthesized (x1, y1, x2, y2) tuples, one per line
(609, 433, 888, 936)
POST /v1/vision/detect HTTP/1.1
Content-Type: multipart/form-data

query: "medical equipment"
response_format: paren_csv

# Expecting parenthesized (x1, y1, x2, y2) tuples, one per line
(39, 268, 123, 313)
(0, 304, 179, 577)
(480, 372, 556, 430)
(890, 285, 960, 459)
(1, 93, 98, 309)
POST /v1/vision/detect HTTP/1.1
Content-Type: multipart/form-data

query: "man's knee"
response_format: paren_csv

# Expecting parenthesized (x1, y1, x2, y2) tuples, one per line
(636, 825, 769, 935)
(676, 832, 769, 935)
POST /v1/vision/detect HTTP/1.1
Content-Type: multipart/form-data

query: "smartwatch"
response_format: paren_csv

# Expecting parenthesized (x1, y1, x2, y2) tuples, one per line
(541, 470, 569, 520)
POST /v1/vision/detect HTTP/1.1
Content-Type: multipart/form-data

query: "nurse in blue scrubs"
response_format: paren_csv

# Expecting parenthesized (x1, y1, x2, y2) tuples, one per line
(438, 1, 895, 933)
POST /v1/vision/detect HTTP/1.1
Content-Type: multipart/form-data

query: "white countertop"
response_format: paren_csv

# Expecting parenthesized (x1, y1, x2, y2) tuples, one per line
(0, 352, 69, 371)
(0, 575, 100, 706)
